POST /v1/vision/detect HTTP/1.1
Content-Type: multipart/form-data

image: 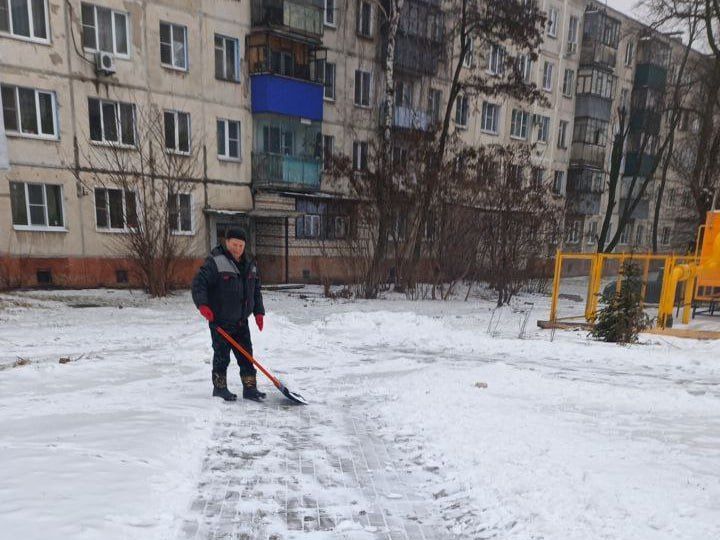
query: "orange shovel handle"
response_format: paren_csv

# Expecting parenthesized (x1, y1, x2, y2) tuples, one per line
(215, 326, 281, 388)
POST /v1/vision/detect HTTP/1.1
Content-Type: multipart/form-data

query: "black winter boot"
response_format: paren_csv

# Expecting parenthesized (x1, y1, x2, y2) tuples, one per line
(212, 371, 237, 401)
(241, 374, 266, 402)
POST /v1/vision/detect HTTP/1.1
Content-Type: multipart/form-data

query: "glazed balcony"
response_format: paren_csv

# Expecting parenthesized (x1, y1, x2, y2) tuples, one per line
(251, 0, 323, 40)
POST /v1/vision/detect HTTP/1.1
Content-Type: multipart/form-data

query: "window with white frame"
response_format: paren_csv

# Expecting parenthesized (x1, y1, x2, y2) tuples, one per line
(510, 109, 529, 139)
(324, 0, 335, 26)
(81, 3, 129, 56)
(168, 192, 192, 233)
(0, 0, 48, 40)
(488, 44, 505, 75)
(163, 110, 190, 154)
(427, 88, 442, 125)
(1, 84, 57, 138)
(661, 226, 671, 245)
(567, 15, 578, 50)
(536, 115, 550, 143)
(587, 221, 598, 244)
(557, 119, 568, 149)
(88, 97, 135, 145)
(565, 219, 581, 244)
(562, 69, 574, 97)
(216, 119, 241, 160)
(354, 69, 371, 106)
(353, 141, 368, 170)
(542, 61, 554, 91)
(531, 167, 545, 187)
(517, 54, 532, 83)
(323, 61, 335, 100)
(619, 223, 633, 245)
(481, 102, 499, 134)
(635, 224, 644, 246)
(455, 94, 469, 127)
(547, 7, 558, 37)
(463, 37, 475, 68)
(10, 181, 64, 229)
(214, 34, 240, 82)
(553, 170, 565, 194)
(356, 0, 372, 37)
(624, 41, 634, 66)
(95, 187, 138, 230)
(322, 134, 334, 170)
(160, 22, 187, 70)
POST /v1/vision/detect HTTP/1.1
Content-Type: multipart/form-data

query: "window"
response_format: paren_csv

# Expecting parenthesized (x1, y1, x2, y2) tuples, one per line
(517, 54, 532, 83)
(531, 167, 545, 187)
(620, 88, 629, 110)
(322, 134, 334, 169)
(455, 94, 469, 127)
(624, 41, 634, 66)
(481, 102, 499, 134)
(463, 38, 474, 68)
(510, 109, 529, 139)
(217, 119, 241, 160)
(547, 7, 558, 37)
(160, 22, 187, 70)
(587, 221, 598, 244)
(395, 80, 413, 108)
(94, 187, 138, 231)
(10, 181, 64, 229)
(354, 69, 371, 107)
(324, 0, 335, 26)
(567, 15, 578, 50)
(357, 0, 372, 37)
(542, 61, 553, 91)
(261, 124, 293, 155)
(635, 224, 644, 246)
(353, 141, 368, 171)
(536, 115, 550, 143)
(557, 120, 568, 149)
(214, 34, 240, 82)
(576, 68, 615, 99)
(565, 219, 581, 244)
(572, 117, 608, 147)
(552, 170, 565, 194)
(661, 226, 671, 245)
(562, 69, 574, 97)
(163, 110, 190, 154)
(295, 199, 349, 240)
(1, 84, 57, 138)
(81, 3, 129, 56)
(323, 61, 335, 100)
(0, 0, 48, 40)
(88, 97, 135, 145)
(488, 44, 505, 75)
(427, 88, 442, 125)
(168, 192, 192, 233)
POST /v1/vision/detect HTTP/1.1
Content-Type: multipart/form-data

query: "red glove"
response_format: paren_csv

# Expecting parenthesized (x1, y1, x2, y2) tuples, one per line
(199, 305, 214, 322)
(255, 314, 264, 332)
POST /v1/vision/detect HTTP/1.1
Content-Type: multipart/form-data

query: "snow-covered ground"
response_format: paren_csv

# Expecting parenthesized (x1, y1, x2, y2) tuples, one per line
(0, 287, 719, 540)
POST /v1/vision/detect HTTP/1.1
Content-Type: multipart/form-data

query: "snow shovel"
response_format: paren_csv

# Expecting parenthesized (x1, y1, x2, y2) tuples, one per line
(215, 326, 308, 405)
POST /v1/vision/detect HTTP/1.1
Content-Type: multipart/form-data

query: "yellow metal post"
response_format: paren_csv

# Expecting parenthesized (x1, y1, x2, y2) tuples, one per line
(682, 275, 695, 325)
(550, 250, 562, 324)
(640, 255, 650, 310)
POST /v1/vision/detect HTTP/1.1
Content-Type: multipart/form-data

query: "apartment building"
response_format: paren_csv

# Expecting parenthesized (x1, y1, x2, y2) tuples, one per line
(0, 0, 708, 288)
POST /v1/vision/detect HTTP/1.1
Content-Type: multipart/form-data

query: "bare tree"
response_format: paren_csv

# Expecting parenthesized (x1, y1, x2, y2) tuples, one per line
(71, 104, 202, 297)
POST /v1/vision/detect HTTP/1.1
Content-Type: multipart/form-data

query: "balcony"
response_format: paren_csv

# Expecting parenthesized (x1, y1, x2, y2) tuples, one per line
(579, 42, 617, 70)
(566, 193, 602, 216)
(575, 95, 612, 122)
(251, 74, 323, 121)
(247, 32, 324, 83)
(384, 34, 441, 76)
(570, 142, 607, 169)
(619, 198, 650, 220)
(634, 64, 667, 90)
(380, 104, 431, 131)
(251, 0, 323, 40)
(252, 152, 321, 190)
(629, 109, 662, 135)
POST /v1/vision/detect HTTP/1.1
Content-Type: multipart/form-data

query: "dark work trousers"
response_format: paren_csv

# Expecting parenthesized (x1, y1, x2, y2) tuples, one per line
(210, 321, 256, 378)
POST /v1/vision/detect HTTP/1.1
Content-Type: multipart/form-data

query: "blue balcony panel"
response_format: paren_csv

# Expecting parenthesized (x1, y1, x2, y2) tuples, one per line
(251, 74, 323, 121)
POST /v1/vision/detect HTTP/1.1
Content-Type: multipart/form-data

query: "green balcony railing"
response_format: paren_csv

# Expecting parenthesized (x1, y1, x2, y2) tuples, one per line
(252, 152, 321, 189)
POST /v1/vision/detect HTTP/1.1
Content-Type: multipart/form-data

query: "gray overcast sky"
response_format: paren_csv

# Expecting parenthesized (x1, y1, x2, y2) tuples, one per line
(602, 0, 642, 18)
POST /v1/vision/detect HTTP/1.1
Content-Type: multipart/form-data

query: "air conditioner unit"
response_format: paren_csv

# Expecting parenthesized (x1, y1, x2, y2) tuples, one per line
(95, 51, 116, 75)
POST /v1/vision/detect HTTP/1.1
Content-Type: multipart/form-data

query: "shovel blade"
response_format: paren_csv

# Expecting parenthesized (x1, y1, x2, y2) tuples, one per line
(277, 381, 308, 405)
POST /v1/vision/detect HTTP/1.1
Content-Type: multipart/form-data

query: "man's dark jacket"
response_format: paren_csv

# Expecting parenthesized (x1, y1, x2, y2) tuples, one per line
(191, 245, 265, 324)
